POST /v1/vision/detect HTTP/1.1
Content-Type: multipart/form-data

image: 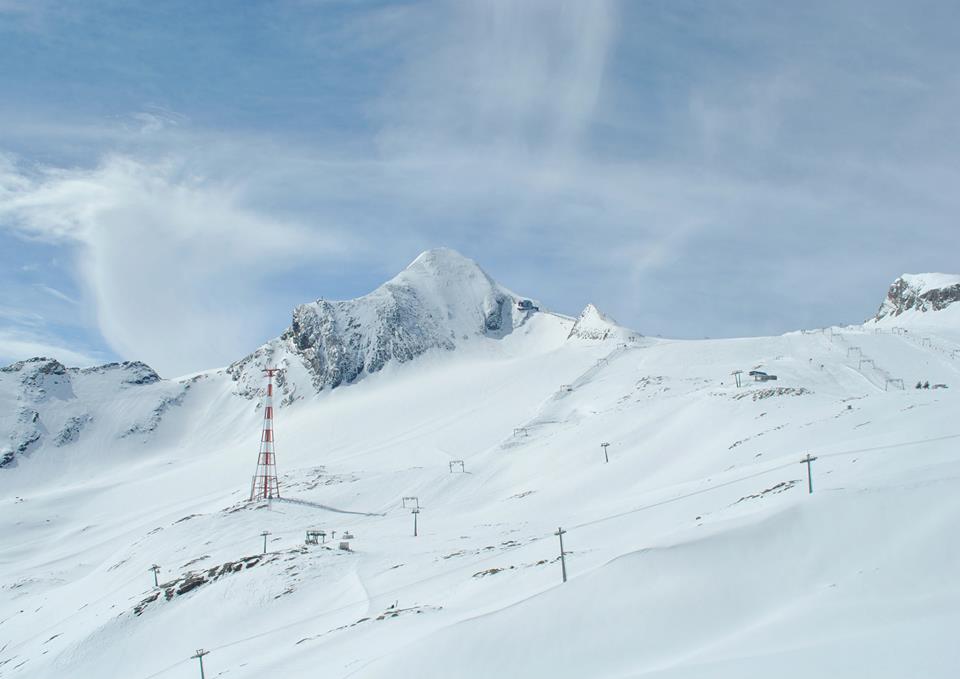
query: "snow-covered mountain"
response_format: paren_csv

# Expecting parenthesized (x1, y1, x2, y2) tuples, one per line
(873, 273, 960, 322)
(0, 249, 620, 472)
(0, 357, 190, 469)
(226, 249, 549, 398)
(2, 257, 960, 679)
(566, 303, 638, 342)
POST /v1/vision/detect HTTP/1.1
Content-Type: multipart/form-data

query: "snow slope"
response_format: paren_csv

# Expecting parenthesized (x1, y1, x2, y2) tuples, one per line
(2, 261, 960, 679)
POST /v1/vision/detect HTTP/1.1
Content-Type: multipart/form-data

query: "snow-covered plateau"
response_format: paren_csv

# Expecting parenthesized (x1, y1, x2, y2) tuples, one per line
(2, 249, 960, 678)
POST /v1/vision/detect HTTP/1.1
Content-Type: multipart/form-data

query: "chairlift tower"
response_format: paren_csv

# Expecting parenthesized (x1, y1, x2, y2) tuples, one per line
(249, 367, 282, 502)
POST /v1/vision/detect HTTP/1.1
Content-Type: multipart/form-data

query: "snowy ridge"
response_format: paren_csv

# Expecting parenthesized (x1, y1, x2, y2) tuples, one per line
(0, 357, 189, 469)
(897, 273, 960, 292)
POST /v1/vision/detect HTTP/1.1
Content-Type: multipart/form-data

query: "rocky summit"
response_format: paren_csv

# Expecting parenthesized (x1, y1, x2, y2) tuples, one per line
(874, 273, 960, 321)
(228, 249, 538, 394)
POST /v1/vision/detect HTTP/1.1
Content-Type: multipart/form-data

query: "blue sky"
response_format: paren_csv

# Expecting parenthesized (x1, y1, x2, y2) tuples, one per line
(1, 0, 958, 376)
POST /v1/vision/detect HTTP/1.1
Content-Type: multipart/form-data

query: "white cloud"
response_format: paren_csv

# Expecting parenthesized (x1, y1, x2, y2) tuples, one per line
(0, 154, 355, 376)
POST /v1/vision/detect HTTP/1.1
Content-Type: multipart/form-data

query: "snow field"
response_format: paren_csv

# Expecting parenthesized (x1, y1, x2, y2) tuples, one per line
(2, 315, 960, 678)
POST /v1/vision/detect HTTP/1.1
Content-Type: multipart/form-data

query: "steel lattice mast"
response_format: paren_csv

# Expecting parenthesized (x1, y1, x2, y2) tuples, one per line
(250, 367, 281, 502)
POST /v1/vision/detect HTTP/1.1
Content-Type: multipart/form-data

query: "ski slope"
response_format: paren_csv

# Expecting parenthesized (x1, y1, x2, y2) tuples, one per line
(2, 262, 960, 679)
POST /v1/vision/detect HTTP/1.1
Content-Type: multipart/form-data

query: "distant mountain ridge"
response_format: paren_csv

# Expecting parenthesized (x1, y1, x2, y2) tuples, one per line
(2, 259, 958, 471)
(7, 262, 959, 413)
(0, 249, 636, 468)
(0, 357, 180, 468)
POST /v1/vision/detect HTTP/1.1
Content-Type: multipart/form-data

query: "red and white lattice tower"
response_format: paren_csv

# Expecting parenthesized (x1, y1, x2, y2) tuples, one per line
(249, 367, 282, 502)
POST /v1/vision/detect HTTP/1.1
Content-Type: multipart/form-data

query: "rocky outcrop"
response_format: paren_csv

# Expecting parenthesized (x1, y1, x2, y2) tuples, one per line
(875, 274, 960, 320)
(1, 408, 45, 468)
(54, 414, 92, 446)
(0, 357, 73, 403)
(0, 357, 67, 375)
(121, 387, 189, 439)
(80, 361, 161, 385)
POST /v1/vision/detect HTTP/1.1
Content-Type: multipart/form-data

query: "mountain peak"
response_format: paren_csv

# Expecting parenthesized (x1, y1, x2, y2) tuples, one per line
(567, 304, 639, 342)
(874, 273, 960, 322)
(229, 249, 527, 393)
(404, 247, 480, 272)
(391, 248, 496, 294)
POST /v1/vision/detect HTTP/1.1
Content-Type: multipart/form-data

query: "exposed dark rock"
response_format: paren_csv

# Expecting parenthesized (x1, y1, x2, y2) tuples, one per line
(54, 414, 92, 446)
(732, 387, 810, 401)
(2, 358, 74, 403)
(734, 480, 799, 504)
(79, 361, 161, 385)
(875, 275, 960, 320)
(1, 408, 45, 468)
(1, 357, 67, 375)
(121, 386, 189, 438)
(133, 552, 286, 616)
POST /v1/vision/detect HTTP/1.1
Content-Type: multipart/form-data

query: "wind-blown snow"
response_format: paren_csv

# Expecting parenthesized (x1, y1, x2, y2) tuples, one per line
(2, 258, 960, 679)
